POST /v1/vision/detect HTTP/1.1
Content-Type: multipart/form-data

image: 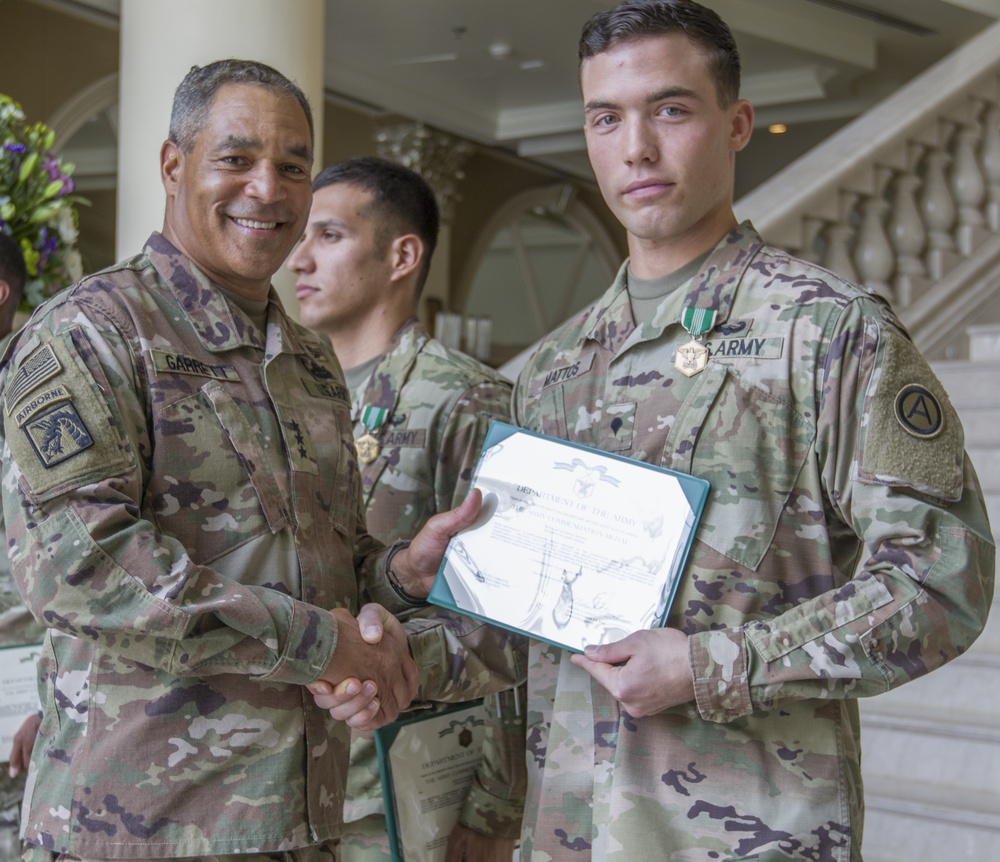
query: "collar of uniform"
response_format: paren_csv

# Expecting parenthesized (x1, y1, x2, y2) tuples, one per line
(144, 232, 283, 354)
(580, 260, 636, 353)
(354, 316, 427, 422)
(676, 221, 764, 329)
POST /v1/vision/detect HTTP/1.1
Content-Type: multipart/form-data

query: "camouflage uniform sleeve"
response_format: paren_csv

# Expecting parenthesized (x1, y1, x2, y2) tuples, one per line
(1, 314, 338, 686)
(689, 299, 995, 722)
(458, 683, 527, 837)
(405, 608, 527, 703)
(433, 378, 513, 510)
(431, 376, 526, 837)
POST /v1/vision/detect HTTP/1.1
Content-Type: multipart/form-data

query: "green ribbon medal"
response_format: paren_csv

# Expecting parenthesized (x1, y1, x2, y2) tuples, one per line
(356, 405, 388, 464)
(675, 307, 718, 377)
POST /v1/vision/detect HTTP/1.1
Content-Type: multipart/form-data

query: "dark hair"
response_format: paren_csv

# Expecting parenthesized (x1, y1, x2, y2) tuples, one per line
(579, 0, 741, 107)
(0, 231, 27, 333)
(169, 59, 314, 153)
(312, 157, 440, 294)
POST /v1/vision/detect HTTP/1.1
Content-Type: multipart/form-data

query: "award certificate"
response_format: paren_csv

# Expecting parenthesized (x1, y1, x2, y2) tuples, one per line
(430, 422, 709, 652)
(375, 702, 487, 862)
(0, 642, 42, 761)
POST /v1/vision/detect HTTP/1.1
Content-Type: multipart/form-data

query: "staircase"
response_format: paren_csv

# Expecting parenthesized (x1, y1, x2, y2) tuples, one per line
(736, 19, 1000, 362)
(859, 333, 1000, 862)
(735, 20, 1000, 862)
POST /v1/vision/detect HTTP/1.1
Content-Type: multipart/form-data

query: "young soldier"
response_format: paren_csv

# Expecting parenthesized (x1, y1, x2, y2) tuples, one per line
(290, 157, 525, 862)
(350, 2, 995, 859)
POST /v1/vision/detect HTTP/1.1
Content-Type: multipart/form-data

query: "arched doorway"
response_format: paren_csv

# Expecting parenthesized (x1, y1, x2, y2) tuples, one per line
(457, 183, 620, 368)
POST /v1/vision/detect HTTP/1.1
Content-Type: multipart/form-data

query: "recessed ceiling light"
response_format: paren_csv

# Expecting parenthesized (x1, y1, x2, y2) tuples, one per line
(520, 59, 546, 71)
(769, 123, 788, 134)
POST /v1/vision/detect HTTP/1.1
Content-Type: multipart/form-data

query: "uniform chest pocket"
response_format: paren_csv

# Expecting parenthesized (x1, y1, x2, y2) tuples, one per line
(146, 381, 289, 564)
(666, 365, 814, 571)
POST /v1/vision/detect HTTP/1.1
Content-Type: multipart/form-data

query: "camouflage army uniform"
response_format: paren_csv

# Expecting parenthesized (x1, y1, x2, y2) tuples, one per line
(0, 329, 46, 860)
(342, 319, 526, 857)
(0, 235, 523, 860)
(512, 222, 995, 861)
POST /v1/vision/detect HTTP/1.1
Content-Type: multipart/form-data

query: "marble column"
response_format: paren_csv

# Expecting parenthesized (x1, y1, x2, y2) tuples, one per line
(116, 0, 325, 312)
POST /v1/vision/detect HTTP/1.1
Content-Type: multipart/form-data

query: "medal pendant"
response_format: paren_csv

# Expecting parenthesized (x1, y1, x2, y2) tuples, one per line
(356, 432, 380, 464)
(675, 337, 709, 377)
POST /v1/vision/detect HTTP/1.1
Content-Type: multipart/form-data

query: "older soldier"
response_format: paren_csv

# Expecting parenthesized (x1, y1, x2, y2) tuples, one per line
(289, 157, 526, 862)
(360, 1, 995, 859)
(0, 60, 498, 862)
(0, 231, 45, 861)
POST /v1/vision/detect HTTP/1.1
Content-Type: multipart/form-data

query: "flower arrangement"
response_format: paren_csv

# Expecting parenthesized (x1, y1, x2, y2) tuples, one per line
(1, 94, 88, 311)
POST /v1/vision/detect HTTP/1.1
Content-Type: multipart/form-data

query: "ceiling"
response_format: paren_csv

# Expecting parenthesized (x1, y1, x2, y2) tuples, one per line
(319, 0, 998, 182)
(34, 0, 1000, 187)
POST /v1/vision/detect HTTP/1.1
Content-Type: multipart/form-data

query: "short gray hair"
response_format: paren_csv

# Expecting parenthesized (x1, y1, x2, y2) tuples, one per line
(168, 59, 314, 152)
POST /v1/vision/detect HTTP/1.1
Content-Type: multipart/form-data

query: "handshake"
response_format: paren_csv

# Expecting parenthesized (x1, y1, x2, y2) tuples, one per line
(307, 490, 482, 729)
(308, 603, 417, 730)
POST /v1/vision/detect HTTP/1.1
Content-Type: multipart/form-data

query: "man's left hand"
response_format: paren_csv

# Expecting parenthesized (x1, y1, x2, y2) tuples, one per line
(570, 627, 695, 717)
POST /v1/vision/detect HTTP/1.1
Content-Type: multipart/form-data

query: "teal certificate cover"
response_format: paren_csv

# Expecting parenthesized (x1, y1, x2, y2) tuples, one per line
(429, 422, 709, 653)
(374, 702, 488, 862)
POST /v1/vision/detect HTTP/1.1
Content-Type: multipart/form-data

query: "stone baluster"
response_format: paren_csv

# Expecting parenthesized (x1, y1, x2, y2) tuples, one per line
(822, 192, 859, 284)
(854, 168, 895, 302)
(800, 215, 825, 264)
(950, 119, 987, 254)
(888, 149, 927, 308)
(919, 134, 957, 280)
(980, 101, 1000, 232)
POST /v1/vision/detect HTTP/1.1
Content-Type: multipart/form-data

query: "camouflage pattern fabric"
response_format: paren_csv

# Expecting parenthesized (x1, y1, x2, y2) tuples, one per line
(21, 841, 340, 862)
(0, 236, 523, 860)
(341, 319, 526, 855)
(511, 222, 995, 861)
(0, 338, 65, 860)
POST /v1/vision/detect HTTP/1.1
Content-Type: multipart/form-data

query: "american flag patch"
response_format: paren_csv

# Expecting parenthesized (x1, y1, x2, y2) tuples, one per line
(4, 344, 63, 414)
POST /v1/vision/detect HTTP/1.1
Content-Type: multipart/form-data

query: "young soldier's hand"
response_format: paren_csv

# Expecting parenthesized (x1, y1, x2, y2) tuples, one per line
(571, 627, 696, 717)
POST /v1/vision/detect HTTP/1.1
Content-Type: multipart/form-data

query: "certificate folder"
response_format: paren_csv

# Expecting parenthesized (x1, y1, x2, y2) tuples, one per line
(0, 641, 43, 757)
(375, 701, 487, 862)
(429, 422, 709, 653)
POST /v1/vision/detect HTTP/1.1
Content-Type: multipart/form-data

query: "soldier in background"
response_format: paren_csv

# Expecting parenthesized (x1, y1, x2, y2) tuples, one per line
(0, 230, 44, 861)
(0, 60, 510, 862)
(289, 157, 526, 862)
(345, 1, 995, 859)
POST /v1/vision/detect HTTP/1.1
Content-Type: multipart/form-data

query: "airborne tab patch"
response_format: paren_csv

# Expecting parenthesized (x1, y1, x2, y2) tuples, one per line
(148, 349, 240, 381)
(22, 400, 95, 468)
(4, 344, 62, 413)
(14, 386, 72, 427)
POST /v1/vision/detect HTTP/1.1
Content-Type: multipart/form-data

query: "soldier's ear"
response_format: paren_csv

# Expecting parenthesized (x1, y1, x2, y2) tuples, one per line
(0, 279, 9, 308)
(160, 139, 183, 194)
(388, 234, 424, 283)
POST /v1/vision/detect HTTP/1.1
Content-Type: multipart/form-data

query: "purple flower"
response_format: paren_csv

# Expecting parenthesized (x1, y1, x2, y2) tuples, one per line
(5, 143, 27, 153)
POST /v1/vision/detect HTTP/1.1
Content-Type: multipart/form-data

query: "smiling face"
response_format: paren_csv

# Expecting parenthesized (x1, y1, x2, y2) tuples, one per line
(160, 82, 313, 299)
(581, 33, 753, 277)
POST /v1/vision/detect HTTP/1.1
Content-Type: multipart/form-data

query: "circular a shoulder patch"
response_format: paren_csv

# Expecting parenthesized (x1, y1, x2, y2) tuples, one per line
(894, 384, 943, 439)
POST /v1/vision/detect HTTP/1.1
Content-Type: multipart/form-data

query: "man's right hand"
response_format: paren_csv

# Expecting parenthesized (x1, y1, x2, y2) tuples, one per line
(308, 604, 417, 730)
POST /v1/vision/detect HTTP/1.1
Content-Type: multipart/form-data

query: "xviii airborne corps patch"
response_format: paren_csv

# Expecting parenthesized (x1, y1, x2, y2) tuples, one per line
(22, 400, 95, 467)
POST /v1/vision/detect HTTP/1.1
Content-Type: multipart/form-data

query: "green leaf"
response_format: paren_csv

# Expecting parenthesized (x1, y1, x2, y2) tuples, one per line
(18, 151, 38, 183)
(43, 179, 64, 199)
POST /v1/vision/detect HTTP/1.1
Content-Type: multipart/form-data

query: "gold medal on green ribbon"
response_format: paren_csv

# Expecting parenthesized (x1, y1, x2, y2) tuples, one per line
(356, 405, 387, 465)
(674, 307, 717, 377)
